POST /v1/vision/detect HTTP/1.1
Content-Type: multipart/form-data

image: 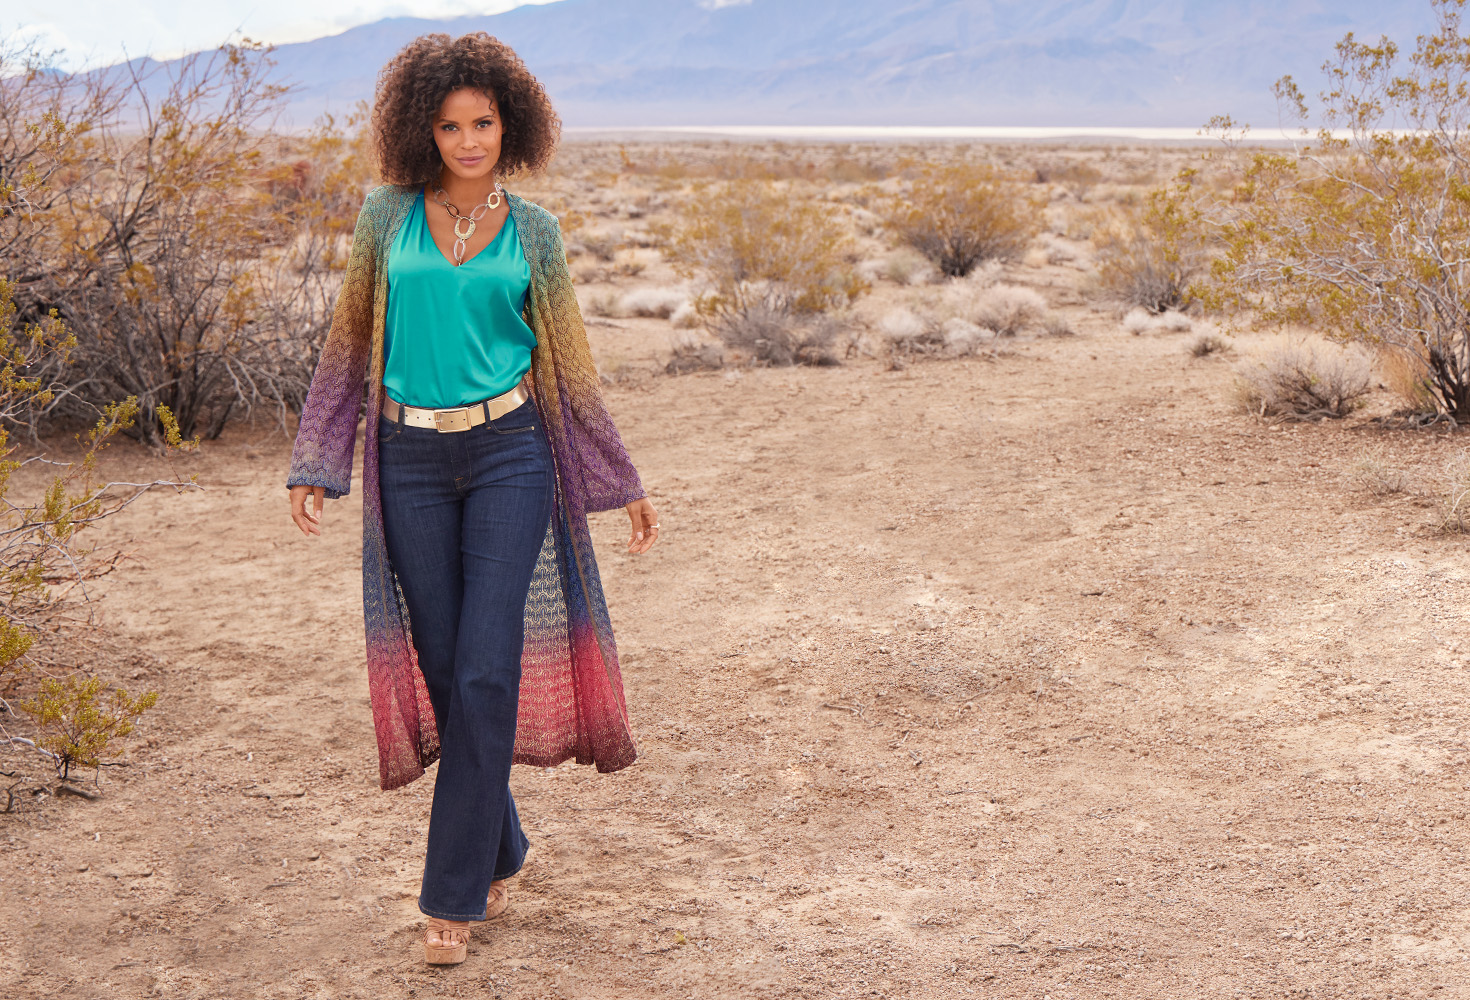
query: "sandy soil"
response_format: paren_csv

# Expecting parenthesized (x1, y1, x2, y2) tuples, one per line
(5, 313, 1469, 999)
(5, 143, 1470, 999)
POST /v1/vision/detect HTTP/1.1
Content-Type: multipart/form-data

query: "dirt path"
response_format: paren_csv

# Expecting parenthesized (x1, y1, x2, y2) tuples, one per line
(4, 317, 1468, 999)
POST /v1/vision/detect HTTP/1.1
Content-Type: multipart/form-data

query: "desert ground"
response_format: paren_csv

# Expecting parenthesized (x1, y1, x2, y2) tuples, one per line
(3, 140, 1469, 999)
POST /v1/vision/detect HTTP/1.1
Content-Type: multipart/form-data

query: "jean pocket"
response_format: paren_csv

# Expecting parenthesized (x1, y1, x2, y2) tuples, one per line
(376, 414, 401, 444)
(489, 399, 538, 434)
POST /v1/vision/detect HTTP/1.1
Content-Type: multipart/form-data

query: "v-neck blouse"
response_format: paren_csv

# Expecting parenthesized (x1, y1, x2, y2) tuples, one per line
(383, 188, 538, 409)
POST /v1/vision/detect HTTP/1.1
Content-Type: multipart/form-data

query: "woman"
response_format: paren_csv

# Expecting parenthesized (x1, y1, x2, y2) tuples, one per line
(285, 32, 658, 966)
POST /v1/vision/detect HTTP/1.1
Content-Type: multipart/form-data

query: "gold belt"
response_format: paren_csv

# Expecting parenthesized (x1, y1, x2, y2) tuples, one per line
(382, 383, 530, 433)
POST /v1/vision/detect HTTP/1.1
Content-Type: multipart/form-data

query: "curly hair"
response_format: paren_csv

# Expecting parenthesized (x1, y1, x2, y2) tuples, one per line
(371, 32, 561, 186)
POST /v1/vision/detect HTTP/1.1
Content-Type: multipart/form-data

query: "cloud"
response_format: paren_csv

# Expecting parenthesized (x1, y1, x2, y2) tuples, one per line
(5, 1, 562, 71)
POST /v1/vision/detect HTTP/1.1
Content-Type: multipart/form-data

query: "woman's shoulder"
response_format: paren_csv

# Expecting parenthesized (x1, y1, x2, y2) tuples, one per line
(362, 183, 419, 212)
(345, 185, 419, 249)
(506, 192, 565, 239)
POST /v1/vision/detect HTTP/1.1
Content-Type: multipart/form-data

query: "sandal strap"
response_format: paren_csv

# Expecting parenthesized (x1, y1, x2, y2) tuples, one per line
(426, 917, 471, 944)
(486, 880, 510, 916)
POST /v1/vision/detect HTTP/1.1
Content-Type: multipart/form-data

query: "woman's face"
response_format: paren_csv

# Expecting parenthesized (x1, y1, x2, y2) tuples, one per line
(432, 87, 503, 184)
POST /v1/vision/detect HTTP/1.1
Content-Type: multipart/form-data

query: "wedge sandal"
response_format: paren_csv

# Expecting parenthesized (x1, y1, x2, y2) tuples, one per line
(484, 879, 510, 920)
(424, 917, 471, 965)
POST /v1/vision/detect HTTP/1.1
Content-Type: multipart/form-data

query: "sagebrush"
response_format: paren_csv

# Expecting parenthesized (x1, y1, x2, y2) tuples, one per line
(883, 162, 1041, 277)
(1233, 342, 1374, 420)
(658, 179, 865, 365)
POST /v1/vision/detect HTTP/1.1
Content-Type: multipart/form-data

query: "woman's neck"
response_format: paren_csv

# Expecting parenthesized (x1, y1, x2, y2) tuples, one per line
(434, 169, 502, 207)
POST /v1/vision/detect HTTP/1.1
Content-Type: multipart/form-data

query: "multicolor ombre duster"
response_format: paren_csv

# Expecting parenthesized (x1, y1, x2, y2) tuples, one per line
(287, 185, 645, 790)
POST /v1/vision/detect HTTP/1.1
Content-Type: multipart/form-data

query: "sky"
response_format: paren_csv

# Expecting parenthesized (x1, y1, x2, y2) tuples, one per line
(8, 0, 567, 70)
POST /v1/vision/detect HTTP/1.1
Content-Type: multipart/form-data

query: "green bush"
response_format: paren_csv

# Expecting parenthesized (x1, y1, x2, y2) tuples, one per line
(20, 675, 158, 780)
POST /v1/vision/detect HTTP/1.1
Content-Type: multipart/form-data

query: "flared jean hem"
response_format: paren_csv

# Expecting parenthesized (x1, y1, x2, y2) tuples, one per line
(416, 837, 530, 920)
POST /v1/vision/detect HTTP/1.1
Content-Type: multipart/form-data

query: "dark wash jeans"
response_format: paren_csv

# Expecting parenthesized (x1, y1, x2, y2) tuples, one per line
(377, 394, 555, 921)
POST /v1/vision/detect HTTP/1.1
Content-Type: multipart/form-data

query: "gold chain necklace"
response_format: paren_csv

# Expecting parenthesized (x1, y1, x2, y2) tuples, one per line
(431, 180, 505, 265)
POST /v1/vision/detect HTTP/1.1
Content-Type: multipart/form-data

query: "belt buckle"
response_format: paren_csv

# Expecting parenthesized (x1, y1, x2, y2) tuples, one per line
(433, 406, 472, 432)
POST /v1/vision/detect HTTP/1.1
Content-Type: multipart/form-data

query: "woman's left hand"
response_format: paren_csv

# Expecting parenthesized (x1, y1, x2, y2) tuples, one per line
(625, 497, 660, 554)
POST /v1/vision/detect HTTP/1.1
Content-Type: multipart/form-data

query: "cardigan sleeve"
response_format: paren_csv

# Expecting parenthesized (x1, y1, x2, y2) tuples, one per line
(286, 193, 378, 499)
(545, 218, 648, 513)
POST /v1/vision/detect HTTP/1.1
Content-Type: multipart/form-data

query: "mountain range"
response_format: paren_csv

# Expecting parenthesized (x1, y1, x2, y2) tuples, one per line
(122, 1, 1445, 131)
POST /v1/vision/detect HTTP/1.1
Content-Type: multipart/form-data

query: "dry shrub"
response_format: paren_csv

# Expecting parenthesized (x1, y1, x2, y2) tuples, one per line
(660, 179, 865, 365)
(876, 307, 943, 356)
(1351, 447, 1412, 496)
(884, 162, 1042, 277)
(1041, 235, 1084, 267)
(617, 286, 688, 318)
(1041, 313, 1075, 337)
(1094, 184, 1204, 315)
(878, 308, 929, 343)
(616, 259, 646, 279)
(1062, 205, 1112, 242)
(573, 260, 606, 285)
(853, 258, 882, 285)
(874, 272, 1061, 361)
(856, 247, 936, 286)
(1189, 333, 1234, 357)
(1034, 161, 1103, 200)
(1432, 450, 1470, 532)
(664, 334, 725, 374)
(1022, 245, 1051, 269)
(592, 292, 623, 317)
(1124, 308, 1194, 335)
(958, 259, 1005, 289)
(1204, 3, 1470, 421)
(1233, 341, 1374, 420)
(669, 302, 701, 329)
(2, 37, 367, 443)
(968, 285, 1048, 337)
(940, 319, 992, 354)
(874, 307, 994, 361)
(1121, 309, 1152, 335)
(1376, 345, 1440, 417)
(718, 304, 843, 366)
(849, 206, 883, 238)
(876, 271, 1072, 359)
(622, 228, 663, 249)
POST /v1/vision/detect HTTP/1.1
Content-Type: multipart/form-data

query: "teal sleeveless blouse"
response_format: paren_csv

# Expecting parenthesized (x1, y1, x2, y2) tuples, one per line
(383, 188, 538, 409)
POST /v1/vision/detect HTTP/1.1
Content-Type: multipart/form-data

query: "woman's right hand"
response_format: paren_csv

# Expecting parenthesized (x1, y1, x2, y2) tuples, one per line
(290, 485, 327, 536)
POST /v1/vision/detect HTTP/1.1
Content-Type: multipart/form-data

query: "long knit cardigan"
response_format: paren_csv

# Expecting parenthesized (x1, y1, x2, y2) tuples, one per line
(286, 184, 645, 790)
